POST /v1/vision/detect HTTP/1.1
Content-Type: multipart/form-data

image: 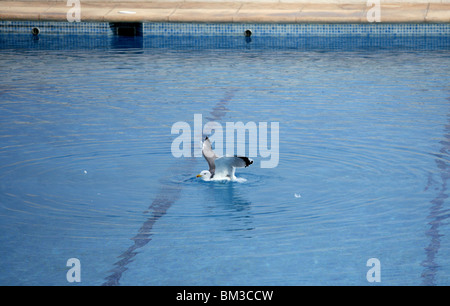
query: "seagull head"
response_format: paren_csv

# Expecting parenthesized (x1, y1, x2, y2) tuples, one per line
(196, 170, 212, 180)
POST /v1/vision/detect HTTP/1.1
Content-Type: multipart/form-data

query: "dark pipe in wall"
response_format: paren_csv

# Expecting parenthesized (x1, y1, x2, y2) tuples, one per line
(31, 27, 40, 35)
(110, 23, 143, 36)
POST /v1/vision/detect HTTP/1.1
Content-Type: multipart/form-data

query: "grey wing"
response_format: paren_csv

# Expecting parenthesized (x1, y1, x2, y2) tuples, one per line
(214, 156, 253, 177)
(230, 156, 253, 168)
(202, 136, 217, 175)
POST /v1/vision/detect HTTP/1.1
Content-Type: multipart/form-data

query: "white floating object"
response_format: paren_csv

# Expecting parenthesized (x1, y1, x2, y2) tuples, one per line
(83, 170, 88, 174)
(294, 193, 301, 198)
(118, 11, 136, 14)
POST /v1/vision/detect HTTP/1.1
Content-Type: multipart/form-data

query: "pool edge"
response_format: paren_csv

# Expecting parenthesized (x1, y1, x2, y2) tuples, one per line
(0, 1, 449, 24)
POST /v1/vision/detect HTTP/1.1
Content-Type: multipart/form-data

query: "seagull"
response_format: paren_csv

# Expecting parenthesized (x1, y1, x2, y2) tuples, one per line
(196, 136, 253, 181)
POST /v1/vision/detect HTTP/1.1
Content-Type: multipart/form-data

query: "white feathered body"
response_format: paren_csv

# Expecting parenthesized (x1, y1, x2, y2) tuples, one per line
(198, 137, 253, 181)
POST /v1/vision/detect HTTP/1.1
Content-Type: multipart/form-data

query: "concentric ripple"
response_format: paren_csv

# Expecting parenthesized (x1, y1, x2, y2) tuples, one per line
(1, 34, 450, 285)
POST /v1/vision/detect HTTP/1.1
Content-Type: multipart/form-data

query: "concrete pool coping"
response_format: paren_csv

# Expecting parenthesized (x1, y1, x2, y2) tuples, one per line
(0, 1, 449, 24)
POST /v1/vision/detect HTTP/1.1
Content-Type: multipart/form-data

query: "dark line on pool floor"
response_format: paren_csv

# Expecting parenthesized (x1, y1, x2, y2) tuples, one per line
(421, 111, 450, 286)
(102, 90, 235, 286)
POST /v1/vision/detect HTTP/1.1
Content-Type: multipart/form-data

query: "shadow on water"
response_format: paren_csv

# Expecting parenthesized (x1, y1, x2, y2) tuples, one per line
(200, 180, 254, 235)
(421, 100, 450, 285)
(102, 162, 189, 286)
(102, 90, 236, 286)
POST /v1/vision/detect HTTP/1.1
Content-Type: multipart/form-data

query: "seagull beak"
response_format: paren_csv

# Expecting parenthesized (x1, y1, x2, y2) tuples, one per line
(196, 174, 202, 178)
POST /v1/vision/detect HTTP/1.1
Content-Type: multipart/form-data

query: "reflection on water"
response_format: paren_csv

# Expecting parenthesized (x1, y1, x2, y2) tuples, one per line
(2, 34, 450, 52)
(201, 180, 254, 236)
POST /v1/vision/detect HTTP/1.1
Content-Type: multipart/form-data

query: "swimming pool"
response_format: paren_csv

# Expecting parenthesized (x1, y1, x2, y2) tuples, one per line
(0, 33, 449, 286)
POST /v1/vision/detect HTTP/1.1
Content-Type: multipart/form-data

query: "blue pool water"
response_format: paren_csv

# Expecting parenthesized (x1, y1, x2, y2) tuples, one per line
(0, 34, 449, 286)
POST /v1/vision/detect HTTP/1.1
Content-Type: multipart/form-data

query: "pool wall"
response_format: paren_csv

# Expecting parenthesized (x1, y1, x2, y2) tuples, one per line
(1, 20, 450, 36)
(0, 1, 449, 36)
